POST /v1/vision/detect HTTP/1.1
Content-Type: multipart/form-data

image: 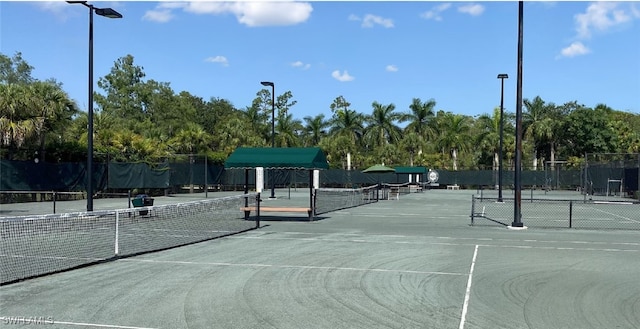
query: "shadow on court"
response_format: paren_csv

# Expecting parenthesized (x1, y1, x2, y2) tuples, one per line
(1, 189, 639, 329)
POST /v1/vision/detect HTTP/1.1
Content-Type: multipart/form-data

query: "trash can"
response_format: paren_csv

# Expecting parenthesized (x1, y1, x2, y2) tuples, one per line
(132, 194, 154, 215)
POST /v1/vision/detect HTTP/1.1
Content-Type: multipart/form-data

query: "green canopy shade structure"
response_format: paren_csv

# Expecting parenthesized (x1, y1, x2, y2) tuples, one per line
(361, 164, 395, 173)
(394, 166, 427, 174)
(225, 147, 328, 220)
(224, 147, 329, 170)
(393, 166, 428, 188)
(362, 164, 395, 201)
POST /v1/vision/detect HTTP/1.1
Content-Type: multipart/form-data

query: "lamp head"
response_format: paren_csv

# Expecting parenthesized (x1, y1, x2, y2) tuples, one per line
(497, 74, 509, 79)
(260, 81, 274, 87)
(95, 7, 122, 19)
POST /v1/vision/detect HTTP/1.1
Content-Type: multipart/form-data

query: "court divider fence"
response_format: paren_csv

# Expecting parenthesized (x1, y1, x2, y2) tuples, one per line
(471, 194, 640, 230)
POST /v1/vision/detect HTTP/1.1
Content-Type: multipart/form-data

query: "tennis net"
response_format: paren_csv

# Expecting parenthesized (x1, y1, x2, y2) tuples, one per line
(0, 193, 258, 285)
(314, 185, 379, 215)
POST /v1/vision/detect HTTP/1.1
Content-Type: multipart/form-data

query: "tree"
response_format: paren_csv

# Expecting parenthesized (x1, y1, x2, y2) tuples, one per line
(522, 96, 566, 170)
(275, 112, 303, 147)
(0, 51, 35, 85)
(0, 81, 77, 160)
(433, 111, 471, 170)
(399, 132, 425, 166)
(169, 122, 212, 155)
(27, 81, 78, 160)
(329, 95, 351, 115)
(405, 97, 436, 139)
(363, 101, 404, 150)
(475, 107, 515, 171)
(95, 54, 147, 123)
(607, 107, 640, 153)
(302, 114, 330, 146)
(329, 96, 364, 170)
(563, 105, 616, 156)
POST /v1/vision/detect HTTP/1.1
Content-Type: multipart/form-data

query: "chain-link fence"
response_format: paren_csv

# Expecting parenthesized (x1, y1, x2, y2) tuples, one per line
(471, 195, 640, 230)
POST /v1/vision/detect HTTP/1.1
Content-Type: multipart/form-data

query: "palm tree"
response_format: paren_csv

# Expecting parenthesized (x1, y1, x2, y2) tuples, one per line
(302, 114, 330, 146)
(0, 84, 40, 150)
(27, 81, 78, 160)
(434, 111, 471, 170)
(169, 122, 211, 155)
(398, 132, 425, 166)
(405, 98, 436, 139)
(0, 82, 77, 160)
(523, 96, 561, 170)
(275, 112, 303, 147)
(476, 107, 515, 171)
(329, 108, 365, 169)
(363, 101, 404, 149)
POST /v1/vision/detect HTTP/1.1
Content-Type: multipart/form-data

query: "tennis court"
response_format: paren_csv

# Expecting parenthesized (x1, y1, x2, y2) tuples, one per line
(1, 189, 640, 328)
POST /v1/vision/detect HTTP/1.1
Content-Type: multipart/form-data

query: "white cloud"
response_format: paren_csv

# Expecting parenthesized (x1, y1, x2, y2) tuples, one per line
(205, 56, 229, 67)
(143, 9, 174, 23)
(157, 2, 187, 10)
(37, 1, 80, 20)
(349, 14, 394, 28)
(458, 3, 485, 16)
(559, 3, 639, 60)
(632, 3, 640, 18)
(420, 3, 451, 21)
(332, 70, 355, 82)
(558, 42, 590, 58)
(182, 1, 313, 27)
(362, 14, 394, 28)
(291, 61, 311, 70)
(575, 2, 633, 39)
(386, 65, 398, 72)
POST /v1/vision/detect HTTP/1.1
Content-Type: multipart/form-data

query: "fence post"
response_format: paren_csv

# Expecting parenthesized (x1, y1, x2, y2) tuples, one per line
(471, 194, 476, 225)
(115, 210, 120, 256)
(569, 201, 573, 228)
(255, 193, 261, 228)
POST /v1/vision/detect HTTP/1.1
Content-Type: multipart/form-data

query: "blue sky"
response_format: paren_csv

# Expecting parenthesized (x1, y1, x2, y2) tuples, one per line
(1, 1, 639, 121)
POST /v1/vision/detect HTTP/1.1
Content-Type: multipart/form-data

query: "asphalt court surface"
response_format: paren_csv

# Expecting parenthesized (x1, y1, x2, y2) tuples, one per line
(1, 189, 640, 329)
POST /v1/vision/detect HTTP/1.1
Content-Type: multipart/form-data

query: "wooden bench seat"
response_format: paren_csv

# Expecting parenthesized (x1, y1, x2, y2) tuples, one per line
(241, 206, 314, 221)
(241, 206, 311, 213)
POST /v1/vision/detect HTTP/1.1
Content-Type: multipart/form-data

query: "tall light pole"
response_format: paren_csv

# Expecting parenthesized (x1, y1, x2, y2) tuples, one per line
(260, 81, 276, 199)
(512, 1, 525, 228)
(68, 1, 122, 212)
(497, 73, 508, 202)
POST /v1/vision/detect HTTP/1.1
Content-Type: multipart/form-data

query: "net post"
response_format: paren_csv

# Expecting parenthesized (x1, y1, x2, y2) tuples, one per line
(569, 201, 573, 228)
(309, 170, 314, 222)
(255, 192, 261, 228)
(115, 210, 120, 255)
(530, 187, 533, 203)
(471, 194, 476, 225)
(204, 156, 208, 199)
(53, 191, 57, 214)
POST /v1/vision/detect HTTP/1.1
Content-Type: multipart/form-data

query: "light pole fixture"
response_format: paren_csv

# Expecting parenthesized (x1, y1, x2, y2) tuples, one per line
(497, 73, 508, 203)
(67, 1, 122, 212)
(512, 1, 525, 228)
(260, 81, 276, 199)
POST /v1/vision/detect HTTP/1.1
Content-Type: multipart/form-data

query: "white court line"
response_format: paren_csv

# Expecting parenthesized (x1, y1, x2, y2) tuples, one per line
(120, 258, 466, 276)
(587, 206, 640, 224)
(248, 232, 640, 247)
(228, 236, 640, 253)
(459, 245, 479, 329)
(0, 317, 159, 329)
